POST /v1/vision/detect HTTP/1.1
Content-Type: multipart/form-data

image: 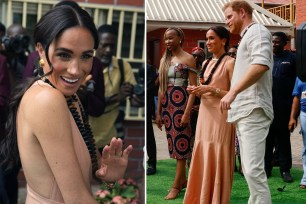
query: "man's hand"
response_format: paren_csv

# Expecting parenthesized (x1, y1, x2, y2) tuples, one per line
(95, 138, 133, 182)
(220, 90, 237, 113)
(82, 74, 92, 87)
(119, 82, 134, 101)
(288, 118, 297, 132)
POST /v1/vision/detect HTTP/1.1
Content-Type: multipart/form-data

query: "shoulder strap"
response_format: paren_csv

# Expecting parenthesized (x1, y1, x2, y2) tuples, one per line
(118, 58, 125, 86)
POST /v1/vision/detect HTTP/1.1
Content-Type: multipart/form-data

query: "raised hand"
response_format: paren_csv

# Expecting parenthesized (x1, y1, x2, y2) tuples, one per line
(95, 138, 133, 182)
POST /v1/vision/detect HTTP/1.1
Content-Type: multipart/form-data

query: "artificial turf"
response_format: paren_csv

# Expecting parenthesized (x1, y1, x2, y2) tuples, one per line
(146, 159, 306, 204)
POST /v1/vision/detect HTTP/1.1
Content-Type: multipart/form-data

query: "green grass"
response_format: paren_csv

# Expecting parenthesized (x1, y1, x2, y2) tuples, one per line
(146, 159, 306, 204)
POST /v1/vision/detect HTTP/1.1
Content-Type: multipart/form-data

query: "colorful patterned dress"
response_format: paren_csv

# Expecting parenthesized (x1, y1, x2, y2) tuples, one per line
(161, 63, 196, 159)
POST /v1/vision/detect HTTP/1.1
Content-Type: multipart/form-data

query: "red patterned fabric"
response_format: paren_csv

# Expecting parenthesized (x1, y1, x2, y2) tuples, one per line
(161, 63, 193, 159)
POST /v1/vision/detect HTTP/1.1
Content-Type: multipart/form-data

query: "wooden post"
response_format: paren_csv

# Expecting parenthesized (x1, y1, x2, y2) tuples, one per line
(262, 0, 265, 8)
(290, 0, 293, 23)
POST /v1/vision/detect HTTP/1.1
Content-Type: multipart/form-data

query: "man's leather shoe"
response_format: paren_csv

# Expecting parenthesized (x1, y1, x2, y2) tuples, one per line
(147, 165, 156, 175)
(282, 172, 293, 183)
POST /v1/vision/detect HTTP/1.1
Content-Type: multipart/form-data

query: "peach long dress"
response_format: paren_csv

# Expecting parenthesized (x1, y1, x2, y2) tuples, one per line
(24, 82, 92, 204)
(184, 56, 235, 204)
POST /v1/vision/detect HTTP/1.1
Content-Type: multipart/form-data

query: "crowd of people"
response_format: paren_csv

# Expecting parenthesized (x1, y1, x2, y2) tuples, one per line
(147, 0, 305, 203)
(1, 0, 306, 203)
(0, 0, 144, 203)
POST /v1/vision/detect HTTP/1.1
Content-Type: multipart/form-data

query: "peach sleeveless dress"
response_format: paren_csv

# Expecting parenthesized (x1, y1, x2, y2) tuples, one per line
(184, 56, 235, 204)
(25, 81, 92, 204)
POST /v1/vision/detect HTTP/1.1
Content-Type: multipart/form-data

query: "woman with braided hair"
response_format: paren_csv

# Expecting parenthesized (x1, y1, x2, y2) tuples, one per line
(184, 26, 235, 204)
(0, 5, 132, 204)
(155, 27, 197, 200)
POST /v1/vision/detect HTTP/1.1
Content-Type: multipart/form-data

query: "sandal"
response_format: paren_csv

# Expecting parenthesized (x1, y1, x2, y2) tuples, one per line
(300, 184, 306, 189)
(164, 186, 181, 200)
(164, 180, 187, 200)
(181, 180, 187, 189)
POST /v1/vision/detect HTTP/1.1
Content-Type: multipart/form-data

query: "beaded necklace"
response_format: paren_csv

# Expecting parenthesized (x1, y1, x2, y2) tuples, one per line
(200, 52, 227, 85)
(43, 78, 98, 175)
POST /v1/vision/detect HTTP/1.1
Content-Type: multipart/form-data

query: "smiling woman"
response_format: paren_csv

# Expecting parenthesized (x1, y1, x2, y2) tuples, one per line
(184, 26, 235, 204)
(155, 27, 197, 200)
(36, 26, 95, 96)
(0, 5, 132, 204)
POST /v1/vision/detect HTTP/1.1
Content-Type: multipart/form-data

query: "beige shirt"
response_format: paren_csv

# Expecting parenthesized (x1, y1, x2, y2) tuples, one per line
(89, 57, 136, 147)
(228, 23, 273, 123)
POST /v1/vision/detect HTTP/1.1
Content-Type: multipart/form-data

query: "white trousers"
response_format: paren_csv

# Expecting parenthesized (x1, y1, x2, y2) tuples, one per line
(236, 108, 272, 204)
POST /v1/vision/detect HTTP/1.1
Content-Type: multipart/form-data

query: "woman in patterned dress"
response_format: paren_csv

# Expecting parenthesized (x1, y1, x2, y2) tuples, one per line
(155, 27, 197, 200)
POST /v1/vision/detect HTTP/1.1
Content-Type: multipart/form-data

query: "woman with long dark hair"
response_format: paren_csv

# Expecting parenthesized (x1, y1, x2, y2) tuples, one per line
(184, 26, 235, 204)
(0, 5, 132, 203)
(155, 27, 197, 200)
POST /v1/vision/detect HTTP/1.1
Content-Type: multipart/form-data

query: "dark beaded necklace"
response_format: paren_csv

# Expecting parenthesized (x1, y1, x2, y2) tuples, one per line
(43, 78, 98, 175)
(200, 52, 227, 85)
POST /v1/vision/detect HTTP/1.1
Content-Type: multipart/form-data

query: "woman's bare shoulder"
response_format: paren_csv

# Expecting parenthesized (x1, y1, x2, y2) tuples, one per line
(182, 51, 196, 68)
(225, 56, 235, 69)
(20, 82, 68, 125)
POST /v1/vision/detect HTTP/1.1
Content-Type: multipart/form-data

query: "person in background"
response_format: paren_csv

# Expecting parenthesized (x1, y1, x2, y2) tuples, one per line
(0, 23, 21, 204)
(146, 63, 157, 175)
(228, 45, 238, 58)
(184, 26, 235, 204)
(191, 47, 205, 71)
(228, 45, 243, 175)
(89, 24, 137, 152)
(264, 31, 296, 182)
(0, 5, 132, 203)
(289, 77, 306, 189)
(222, 1, 274, 203)
(155, 27, 197, 200)
(0, 22, 5, 51)
(0, 54, 11, 204)
(2, 24, 30, 86)
(187, 47, 205, 167)
(0, 22, 6, 53)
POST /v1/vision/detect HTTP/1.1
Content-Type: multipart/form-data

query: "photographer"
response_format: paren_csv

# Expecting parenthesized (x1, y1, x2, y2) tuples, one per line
(0, 53, 16, 204)
(1, 24, 30, 86)
(0, 22, 5, 51)
(88, 24, 139, 152)
(130, 65, 145, 107)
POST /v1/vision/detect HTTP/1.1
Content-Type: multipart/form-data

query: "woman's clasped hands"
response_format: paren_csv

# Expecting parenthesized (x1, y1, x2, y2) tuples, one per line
(187, 85, 212, 97)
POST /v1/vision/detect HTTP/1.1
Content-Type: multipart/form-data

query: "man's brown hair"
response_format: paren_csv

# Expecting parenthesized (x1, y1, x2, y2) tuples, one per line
(223, 0, 253, 17)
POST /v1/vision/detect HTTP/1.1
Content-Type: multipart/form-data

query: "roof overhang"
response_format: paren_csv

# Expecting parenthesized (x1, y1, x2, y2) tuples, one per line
(146, 0, 294, 35)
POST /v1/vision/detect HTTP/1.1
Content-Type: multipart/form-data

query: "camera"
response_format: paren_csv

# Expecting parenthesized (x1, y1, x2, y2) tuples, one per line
(87, 80, 96, 92)
(1, 34, 30, 54)
(133, 66, 144, 96)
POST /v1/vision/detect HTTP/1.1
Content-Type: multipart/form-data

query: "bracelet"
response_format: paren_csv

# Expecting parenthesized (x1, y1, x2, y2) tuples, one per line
(215, 88, 221, 96)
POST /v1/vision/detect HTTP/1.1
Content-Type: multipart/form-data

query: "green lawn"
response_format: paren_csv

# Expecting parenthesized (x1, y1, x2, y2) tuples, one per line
(146, 159, 306, 204)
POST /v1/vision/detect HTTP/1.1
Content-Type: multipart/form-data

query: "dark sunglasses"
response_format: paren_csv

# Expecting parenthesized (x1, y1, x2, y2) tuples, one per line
(228, 52, 236, 57)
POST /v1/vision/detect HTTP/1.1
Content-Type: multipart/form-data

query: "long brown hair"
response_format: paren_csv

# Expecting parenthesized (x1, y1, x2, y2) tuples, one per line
(159, 27, 184, 94)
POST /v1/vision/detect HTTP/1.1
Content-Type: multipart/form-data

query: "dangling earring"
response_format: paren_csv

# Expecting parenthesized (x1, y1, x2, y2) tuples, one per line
(180, 40, 182, 44)
(39, 58, 45, 67)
